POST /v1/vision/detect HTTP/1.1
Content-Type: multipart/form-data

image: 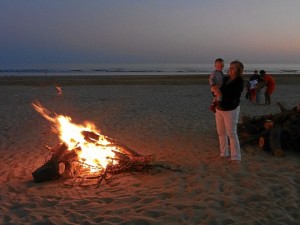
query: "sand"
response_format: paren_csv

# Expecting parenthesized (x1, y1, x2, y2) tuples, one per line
(0, 75, 300, 225)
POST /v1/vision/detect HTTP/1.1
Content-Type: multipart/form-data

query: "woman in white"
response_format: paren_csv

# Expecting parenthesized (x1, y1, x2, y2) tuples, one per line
(212, 60, 244, 163)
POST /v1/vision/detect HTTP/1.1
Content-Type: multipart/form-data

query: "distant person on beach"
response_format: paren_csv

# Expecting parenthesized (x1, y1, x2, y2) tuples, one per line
(212, 60, 244, 164)
(259, 70, 276, 105)
(208, 58, 224, 113)
(249, 77, 257, 102)
(245, 70, 259, 100)
(255, 74, 264, 104)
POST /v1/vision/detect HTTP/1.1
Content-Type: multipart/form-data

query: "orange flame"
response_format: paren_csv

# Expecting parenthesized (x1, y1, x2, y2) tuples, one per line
(32, 101, 120, 172)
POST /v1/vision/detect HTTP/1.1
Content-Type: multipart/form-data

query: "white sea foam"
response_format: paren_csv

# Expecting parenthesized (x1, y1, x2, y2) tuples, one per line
(0, 63, 300, 76)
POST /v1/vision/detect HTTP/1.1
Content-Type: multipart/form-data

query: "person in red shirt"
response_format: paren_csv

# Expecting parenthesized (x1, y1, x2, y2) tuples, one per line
(259, 70, 275, 105)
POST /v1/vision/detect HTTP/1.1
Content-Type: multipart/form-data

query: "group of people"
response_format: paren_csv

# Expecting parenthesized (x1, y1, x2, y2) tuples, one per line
(207, 58, 276, 165)
(245, 70, 276, 105)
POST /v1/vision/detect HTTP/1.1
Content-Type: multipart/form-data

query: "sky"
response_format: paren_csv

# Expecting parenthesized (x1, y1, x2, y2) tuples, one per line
(1, 0, 300, 66)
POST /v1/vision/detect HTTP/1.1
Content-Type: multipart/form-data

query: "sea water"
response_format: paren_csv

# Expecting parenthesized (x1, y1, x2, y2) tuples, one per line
(0, 63, 299, 76)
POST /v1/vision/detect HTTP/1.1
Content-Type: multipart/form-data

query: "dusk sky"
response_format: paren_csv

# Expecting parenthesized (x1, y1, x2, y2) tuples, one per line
(1, 0, 300, 66)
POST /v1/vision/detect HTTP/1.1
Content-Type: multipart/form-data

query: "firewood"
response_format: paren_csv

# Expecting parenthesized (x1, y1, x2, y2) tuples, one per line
(32, 143, 69, 183)
(269, 124, 284, 157)
(106, 137, 142, 157)
(276, 102, 288, 112)
(81, 130, 142, 157)
(240, 129, 269, 146)
(49, 142, 69, 162)
(238, 102, 300, 156)
(258, 136, 266, 149)
(33, 139, 157, 186)
(81, 130, 99, 143)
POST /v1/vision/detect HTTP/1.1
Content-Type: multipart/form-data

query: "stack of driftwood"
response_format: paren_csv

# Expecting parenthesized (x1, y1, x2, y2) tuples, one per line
(238, 102, 300, 157)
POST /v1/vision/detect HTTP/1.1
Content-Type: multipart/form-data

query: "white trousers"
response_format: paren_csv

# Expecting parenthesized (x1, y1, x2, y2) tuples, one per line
(215, 106, 241, 161)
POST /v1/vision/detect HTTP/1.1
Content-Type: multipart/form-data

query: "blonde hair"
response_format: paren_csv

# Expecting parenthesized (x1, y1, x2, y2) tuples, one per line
(230, 60, 244, 76)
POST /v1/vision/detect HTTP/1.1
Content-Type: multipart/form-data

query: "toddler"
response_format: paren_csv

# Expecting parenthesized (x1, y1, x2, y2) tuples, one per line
(208, 58, 224, 112)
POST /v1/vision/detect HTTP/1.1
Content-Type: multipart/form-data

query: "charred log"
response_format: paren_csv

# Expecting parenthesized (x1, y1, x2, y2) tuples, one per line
(81, 130, 100, 143)
(32, 143, 69, 183)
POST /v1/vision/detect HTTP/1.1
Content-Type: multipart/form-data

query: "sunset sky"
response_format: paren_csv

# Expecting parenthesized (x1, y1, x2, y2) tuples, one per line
(1, 0, 300, 66)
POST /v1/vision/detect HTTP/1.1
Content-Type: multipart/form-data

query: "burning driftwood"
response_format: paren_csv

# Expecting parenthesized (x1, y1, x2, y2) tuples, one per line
(31, 102, 181, 188)
(238, 102, 300, 157)
(32, 133, 156, 188)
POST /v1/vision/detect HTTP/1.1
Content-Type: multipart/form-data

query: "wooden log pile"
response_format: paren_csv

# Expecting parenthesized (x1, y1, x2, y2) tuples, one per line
(238, 102, 300, 157)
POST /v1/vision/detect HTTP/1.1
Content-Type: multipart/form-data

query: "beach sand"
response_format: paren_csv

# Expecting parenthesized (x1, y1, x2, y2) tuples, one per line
(0, 75, 300, 224)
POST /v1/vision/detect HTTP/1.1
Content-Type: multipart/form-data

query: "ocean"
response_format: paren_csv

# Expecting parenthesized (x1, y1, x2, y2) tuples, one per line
(0, 63, 299, 76)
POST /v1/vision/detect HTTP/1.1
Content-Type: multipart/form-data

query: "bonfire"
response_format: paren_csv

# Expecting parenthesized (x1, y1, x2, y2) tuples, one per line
(31, 101, 159, 188)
